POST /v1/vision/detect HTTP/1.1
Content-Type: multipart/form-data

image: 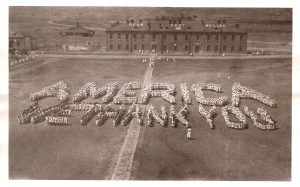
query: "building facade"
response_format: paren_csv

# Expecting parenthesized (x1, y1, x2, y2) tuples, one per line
(9, 31, 37, 54)
(105, 18, 248, 55)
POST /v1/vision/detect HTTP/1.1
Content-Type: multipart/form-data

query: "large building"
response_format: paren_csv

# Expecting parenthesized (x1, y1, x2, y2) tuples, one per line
(105, 17, 248, 55)
(9, 31, 37, 54)
(57, 22, 100, 52)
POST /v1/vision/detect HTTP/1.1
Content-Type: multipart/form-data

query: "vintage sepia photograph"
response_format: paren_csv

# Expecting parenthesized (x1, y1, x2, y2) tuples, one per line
(8, 6, 292, 180)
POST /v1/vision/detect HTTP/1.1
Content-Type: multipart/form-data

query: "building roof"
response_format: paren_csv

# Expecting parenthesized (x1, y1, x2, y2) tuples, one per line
(106, 20, 247, 34)
(60, 23, 94, 35)
(9, 31, 27, 38)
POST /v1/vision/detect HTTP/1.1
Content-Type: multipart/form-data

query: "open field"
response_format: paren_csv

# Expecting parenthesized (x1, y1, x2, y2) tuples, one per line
(9, 56, 291, 180)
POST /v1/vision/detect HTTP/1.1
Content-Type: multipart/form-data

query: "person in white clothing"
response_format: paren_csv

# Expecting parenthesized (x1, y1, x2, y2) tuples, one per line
(187, 127, 192, 140)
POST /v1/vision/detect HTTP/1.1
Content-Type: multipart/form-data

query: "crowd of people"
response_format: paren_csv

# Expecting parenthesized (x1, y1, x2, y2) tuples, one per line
(68, 102, 98, 111)
(113, 82, 141, 104)
(170, 105, 176, 127)
(30, 102, 68, 124)
(191, 83, 228, 106)
(179, 83, 192, 105)
(141, 83, 176, 104)
(257, 107, 276, 125)
(30, 81, 70, 102)
(175, 105, 190, 128)
(73, 81, 118, 103)
(120, 103, 142, 126)
(80, 104, 100, 125)
(53, 109, 72, 116)
(9, 51, 39, 67)
(198, 104, 217, 129)
(45, 116, 68, 125)
(17, 102, 42, 124)
(113, 104, 127, 126)
(146, 105, 168, 127)
(221, 105, 247, 129)
(95, 105, 116, 126)
(232, 82, 277, 107)
(244, 106, 277, 130)
(73, 81, 96, 102)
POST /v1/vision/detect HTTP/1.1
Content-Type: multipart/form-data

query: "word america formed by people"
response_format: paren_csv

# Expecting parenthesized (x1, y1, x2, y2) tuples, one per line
(18, 81, 278, 130)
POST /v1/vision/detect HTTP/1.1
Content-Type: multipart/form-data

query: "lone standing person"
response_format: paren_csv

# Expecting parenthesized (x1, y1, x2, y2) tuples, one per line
(187, 127, 192, 140)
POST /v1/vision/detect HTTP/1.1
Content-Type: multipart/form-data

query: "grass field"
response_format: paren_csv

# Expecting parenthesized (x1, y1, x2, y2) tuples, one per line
(9, 57, 291, 180)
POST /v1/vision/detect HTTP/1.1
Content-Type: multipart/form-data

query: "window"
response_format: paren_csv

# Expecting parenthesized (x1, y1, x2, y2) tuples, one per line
(133, 34, 137, 39)
(152, 34, 156, 40)
(134, 44, 137, 50)
(118, 44, 121, 50)
(163, 45, 167, 50)
(118, 33, 121, 39)
(174, 45, 177, 51)
(110, 33, 113, 39)
(185, 45, 188, 51)
(214, 46, 218, 52)
(240, 35, 243, 41)
(207, 35, 210, 41)
(223, 35, 227, 41)
(196, 34, 200, 40)
(126, 44, 129, 50)
(207, 46, 210, 51)
(163, 35, 166, 40)
(152, 45, 157, 50)
(232, 35, 235, 41)
(195, 46, 200, 53)
(223, 46, 227, 52)
(110, 44, 113, 49)
(142, 34, 145, 39)
(126, 34, 129, 40)
(231, 46, 234, 52)
(215, 35, 218, 41)
(239, 46, 243, 52)
(142, 45, 145, 50)
(185, 34, 188, 40)
(174, 35, 177, 41)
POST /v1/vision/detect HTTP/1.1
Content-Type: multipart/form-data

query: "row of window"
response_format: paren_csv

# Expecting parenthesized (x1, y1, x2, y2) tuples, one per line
(205, 45, 243, 52)
(109, 44, 243, 52)
(110, 33, 244, 41)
